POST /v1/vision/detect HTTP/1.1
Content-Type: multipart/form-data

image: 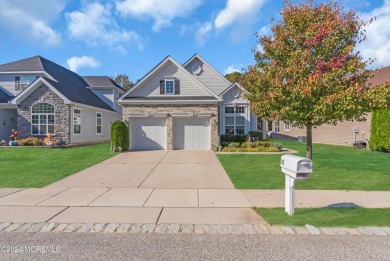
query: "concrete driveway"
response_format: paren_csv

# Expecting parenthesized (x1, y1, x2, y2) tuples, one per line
(47, 150, 234, 189)
(0, 151, 265, 225)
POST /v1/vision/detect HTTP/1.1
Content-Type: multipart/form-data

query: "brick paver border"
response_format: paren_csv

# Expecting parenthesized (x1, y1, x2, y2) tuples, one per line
(0, 222, 389, 236)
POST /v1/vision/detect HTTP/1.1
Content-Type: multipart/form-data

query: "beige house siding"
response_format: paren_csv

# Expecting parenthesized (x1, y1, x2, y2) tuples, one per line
(70, 105, 117, 144)
(276, 114, 372, 145)
(122, 104, 219, 150)
(132, 61, 211, 97)
(184, 57, 230, 95)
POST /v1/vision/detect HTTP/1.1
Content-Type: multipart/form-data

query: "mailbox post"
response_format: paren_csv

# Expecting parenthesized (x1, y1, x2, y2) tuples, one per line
(280, 155, 313, 215)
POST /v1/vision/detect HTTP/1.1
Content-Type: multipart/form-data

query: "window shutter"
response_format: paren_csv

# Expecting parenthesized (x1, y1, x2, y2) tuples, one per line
(174, 79, 180, 94)
(160, 80, 165, 94)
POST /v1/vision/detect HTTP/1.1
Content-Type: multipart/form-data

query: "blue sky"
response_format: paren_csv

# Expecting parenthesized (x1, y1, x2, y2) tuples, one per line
(0, 0, 388, 82)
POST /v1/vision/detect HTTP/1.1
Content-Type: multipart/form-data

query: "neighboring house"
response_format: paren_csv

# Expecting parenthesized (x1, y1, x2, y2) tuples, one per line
(271, 66, 390, 145)
(0, 56, 124, 144)
(118, 54, 258, 150)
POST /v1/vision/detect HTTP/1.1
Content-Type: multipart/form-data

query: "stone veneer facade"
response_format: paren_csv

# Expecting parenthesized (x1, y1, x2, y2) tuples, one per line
(122, 104, 219, 150)
(17, 84, 70, 143)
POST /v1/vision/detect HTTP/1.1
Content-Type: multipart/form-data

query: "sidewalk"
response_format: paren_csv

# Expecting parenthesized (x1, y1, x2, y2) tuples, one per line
(0, 188, 389, 225)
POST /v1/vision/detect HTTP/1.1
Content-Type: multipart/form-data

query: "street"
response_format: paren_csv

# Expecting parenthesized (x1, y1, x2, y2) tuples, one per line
(1, 232, 389, 260)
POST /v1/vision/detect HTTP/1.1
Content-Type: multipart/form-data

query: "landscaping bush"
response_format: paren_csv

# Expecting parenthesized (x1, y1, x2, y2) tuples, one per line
(18, 137, 43, 146)
(255, 140, 270, 148)
(221, 141, 231, 147)
(248, 131, 263, 140)
(220, 134, 248, 143)
(271, 142, 283, 150)
(369, 110, 390, 152)
(227, 142, 240, 148)
(111, 120, 129, 151)
(221, 147, 280, 152)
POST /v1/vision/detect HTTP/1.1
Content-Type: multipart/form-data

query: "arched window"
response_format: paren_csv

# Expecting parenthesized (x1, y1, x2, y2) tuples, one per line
(32, 103, 55, 135)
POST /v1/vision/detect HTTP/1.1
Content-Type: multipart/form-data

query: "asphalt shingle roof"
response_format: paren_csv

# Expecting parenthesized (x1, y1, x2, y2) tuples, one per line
(123, 96, 218, 101)
(0, 88, 13, 103)
(0, 56, 114, 111)
(83, 76, 125, 91)
(367, 66, 390, 87)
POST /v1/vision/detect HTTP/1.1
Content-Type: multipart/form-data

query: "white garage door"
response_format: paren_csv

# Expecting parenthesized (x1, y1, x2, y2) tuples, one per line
(130, 118, 167, 150)
(173, 118, 210, 150)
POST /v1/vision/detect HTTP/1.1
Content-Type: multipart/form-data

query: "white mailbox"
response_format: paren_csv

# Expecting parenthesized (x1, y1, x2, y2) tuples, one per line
(280, 155, 313, 216)
(280, 155, 312, 180)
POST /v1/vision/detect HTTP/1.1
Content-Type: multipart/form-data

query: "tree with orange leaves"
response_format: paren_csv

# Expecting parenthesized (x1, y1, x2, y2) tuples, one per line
(242, 0, 373, 159)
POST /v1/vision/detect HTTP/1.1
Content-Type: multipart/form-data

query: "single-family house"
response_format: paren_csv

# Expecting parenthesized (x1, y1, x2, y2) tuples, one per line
(0, 56, 124, 144)
(270, 66, 390, 145)
(118, 54, 258, 150)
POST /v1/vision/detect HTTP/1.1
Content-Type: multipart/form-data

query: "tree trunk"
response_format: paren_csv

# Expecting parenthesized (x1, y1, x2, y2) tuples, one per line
(306, 122, 313, 159)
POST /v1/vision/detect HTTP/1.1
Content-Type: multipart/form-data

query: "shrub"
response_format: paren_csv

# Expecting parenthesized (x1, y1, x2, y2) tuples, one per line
(255, 140, 270, 148)
(248, 131, 263, 140)
(369, 110, 390, 152)
(221, 141, 231, 147)
(227, 142, 240, 148)
(221, 147, 280, 152)
(271, 142, 283, 150)
(18, 137, 43, 146)
(111, 120, 129, 151)
(220, 134, 248, 143)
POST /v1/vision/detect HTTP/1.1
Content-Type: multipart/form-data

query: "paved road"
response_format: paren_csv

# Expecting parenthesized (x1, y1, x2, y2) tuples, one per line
(1, 233, 389, 260)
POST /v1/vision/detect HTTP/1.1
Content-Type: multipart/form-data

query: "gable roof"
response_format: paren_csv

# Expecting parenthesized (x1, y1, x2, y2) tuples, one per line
(118, 56, 221, 103)
(0, 56, 114, 111)
(83, 76, 125, 91)
(183, 53, 233, 95)
(219, 82, 247, 97)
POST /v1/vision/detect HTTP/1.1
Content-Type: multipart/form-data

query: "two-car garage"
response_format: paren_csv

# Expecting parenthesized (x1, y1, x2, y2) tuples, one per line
(129, 116, 211, 150)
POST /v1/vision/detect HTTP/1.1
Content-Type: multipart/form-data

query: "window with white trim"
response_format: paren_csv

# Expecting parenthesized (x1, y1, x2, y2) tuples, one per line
(224, 106, 246, 135)
(15, 76, 37, 91)
(274, 121, 280, 133)
(74, 109, 81, 134)
(96, 112, 102, 134)
(284, 121, 290, 131)
(165, 79, 174, 94)
(32, 103, 55, 135)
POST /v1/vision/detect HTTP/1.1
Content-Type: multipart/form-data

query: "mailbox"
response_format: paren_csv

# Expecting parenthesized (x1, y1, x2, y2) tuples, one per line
(280, 155, 312, 180)
(280, 155, 313, 216)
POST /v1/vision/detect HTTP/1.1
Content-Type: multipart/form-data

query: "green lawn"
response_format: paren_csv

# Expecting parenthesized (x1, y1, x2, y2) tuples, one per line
(0, 144, 118, 188)
(255, 208, 390, 227)
(217, 139, 390, 190)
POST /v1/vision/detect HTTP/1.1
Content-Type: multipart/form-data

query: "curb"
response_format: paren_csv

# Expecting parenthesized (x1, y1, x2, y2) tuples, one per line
(0, 222, 389, 236)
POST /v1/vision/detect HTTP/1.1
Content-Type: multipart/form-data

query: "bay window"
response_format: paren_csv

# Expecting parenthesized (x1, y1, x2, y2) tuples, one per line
(224, 106, 246, 135)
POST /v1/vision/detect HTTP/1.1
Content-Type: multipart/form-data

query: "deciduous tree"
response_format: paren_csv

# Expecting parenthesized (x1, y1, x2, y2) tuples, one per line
(114, 74, 134, 91)
(242, 0, 373, 159)
(225, 71, 243, 83)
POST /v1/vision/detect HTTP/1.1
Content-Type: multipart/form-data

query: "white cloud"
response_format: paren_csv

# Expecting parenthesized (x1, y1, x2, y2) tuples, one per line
(224, 65, 242, 75)
(0, 0, 63, 46)
(66, 56, 99, 73)
(358, 0, 390, 68)
(66, 3, 143, 52)
(115, 0, 203, 32)
(214, 0, 267, 29)
(195, 22, 212, 47)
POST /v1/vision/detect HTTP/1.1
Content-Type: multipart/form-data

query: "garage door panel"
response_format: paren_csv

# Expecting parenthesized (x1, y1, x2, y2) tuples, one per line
(131, 118, 167, 150)
(173, 118, 210, 150)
